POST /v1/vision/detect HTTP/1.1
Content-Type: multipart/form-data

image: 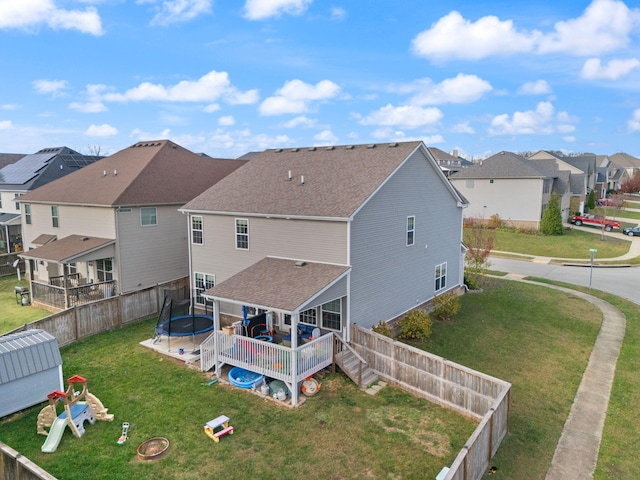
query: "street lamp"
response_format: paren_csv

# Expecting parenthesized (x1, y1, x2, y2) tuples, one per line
(589, 248, 597, 288)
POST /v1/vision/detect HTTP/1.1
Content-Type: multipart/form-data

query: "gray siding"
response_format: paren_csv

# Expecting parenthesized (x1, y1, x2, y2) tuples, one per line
(350, 149, 464, 328)
(0, 330, 63, 417)
(298, 275, 348, 312)
(191, 215, 348, 285)
(117, 206, 189, 293)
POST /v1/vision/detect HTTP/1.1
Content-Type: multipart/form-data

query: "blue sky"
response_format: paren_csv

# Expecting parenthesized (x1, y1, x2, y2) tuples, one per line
(1, 0, 640, 159)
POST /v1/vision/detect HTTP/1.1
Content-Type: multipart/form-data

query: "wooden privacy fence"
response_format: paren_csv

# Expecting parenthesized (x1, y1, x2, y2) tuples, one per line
(0, 441, 57, 480)
(350, 325, 511, 480)
(0, 253, 23, 278)
(7, 277, 189, 347)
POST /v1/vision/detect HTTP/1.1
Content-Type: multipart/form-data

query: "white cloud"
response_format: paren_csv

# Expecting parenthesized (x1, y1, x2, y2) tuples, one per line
(1, 104, 19, 111)
(411, 11, 538, 60)
(283, 116, 317, 128)
(563, 136, 576, 143)
(85, 123, 118, 137)
(69, 101, 107, 113)
(489, 102, 554, 135)
(313, 130, 338, 145)
(627, 109, 640, 132)
(421, 134, 445, 145)
(259, 79, 341, 115)
(581, 58, 640, 80)
(331, 7, 346, 20)
(537, 0, 640, 56)
(451, 121, 475, 134)
(33, 79, 68, 96)
(101, 71, 256, 105)
(150, 0, 212, 26)
(518, 80, 551, 95)
(397, 74, 492, 105)
(0, 120, 13, 130)
(411, 0, 640, 61)
(0, 0, 104, 35)
(218, 115, 235, 126)
(243, 0, 312, 20)
(360, 104, 443, 128)
(203, 103, 221, 112)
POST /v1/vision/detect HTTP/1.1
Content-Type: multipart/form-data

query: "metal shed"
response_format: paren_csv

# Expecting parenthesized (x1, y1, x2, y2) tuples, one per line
(0, 329, 63, 418)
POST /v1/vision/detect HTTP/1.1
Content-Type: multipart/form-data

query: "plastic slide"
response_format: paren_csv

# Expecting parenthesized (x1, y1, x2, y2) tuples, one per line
(41, 418, 68, 453)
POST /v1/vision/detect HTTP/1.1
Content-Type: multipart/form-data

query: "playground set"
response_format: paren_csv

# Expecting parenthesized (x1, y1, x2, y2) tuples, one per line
(37, 375, 114, 453)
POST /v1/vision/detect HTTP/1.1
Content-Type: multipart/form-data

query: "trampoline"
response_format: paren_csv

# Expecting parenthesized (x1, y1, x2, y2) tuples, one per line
(153, 290, 214, 352)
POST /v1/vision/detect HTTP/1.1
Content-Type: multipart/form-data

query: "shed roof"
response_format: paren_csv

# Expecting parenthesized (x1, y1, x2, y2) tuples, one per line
(0, 329, 62, 385)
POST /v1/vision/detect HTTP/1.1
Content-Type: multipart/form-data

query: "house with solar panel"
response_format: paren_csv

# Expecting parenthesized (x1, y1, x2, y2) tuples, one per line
(0, 147, 101, 255)
(18, 140, 245, 310)
(180, 141, 468, 396)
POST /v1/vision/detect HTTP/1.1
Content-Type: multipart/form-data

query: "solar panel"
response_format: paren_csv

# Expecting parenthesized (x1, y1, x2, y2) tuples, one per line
(0, 152, 56, 185)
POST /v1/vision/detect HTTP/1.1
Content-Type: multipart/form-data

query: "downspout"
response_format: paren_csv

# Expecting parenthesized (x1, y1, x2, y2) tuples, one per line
(185, 212, 194, 301)
(63, 262, 69, 310)
(291, 312, 299, 406)
(345, 217, 352, 343)
(114, 207, 122, 293)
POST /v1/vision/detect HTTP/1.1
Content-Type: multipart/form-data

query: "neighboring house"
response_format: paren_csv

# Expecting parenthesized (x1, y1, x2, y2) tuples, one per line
(426, 147, 473, 177)
(181, 140, 467, 334)
(449, 151, 568, 229)
(608, 152, 640, 187)
(19, 140, 245, 310)
(595, 155, 611, 199)
(0, 147, 100, 254)
(527, 150, 593, 205)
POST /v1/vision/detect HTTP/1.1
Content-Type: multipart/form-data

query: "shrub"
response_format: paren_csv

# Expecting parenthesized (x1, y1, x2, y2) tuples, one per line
(372, 320, 393, 338)
(488, 214, 503, 229)
(398, 310, 432, 341)
(432, 291, 460, 321)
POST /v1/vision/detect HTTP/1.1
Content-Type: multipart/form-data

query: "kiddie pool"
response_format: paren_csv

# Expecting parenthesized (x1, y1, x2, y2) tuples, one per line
(228, 366, 264, 389)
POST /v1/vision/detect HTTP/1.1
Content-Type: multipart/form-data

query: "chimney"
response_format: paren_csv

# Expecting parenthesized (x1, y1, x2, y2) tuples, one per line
(452, 148, 458, 157)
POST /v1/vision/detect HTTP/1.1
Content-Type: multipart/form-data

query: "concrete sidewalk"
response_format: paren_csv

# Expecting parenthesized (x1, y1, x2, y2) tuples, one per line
(500, 278, 626, 479)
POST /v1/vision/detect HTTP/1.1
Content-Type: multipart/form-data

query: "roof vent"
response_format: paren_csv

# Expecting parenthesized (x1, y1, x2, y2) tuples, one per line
(346, 145, 354, 150)
(275, 148, 283, 153)
(326, 146, 335, 150)
(308, 147, 316, 151)
(287, 170, 292, 181)
(113, 170, 117, 176)
(291, 148, 299, 152)
(300, 175, 305, 185)
(367, 144, 376, 149)
(294, 261, 306, 267)
(82, 237, 89, 241)
(103, 170, 107, 177)
(389, 142, 398, 147)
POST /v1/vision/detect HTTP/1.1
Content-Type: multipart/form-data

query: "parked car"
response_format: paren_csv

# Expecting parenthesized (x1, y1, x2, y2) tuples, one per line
(570, 214, 621, 232)
(597, 198, 622, 207)
(623, 225, 640, 237)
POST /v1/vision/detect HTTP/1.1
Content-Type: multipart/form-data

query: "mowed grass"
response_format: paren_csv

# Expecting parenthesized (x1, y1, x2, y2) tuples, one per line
(466, 228, 631, 259)
(416, 279, 603, 479)
(0, 318, 475, 480)
(0, 274, 51, 334)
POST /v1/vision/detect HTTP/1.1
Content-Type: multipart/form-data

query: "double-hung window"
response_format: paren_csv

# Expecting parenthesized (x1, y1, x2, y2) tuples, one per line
(96, 259, 113, 282)
(141, 207, 157, 226)
(14, 193, 21, 210)
(406, 216, 415, 246)
(51, 205, 59, 228)
(435, 262, 447, 292)
(24, 204, 31, 224)
(300, 308, 317, 326)
(321, 299, 341, 331)
(235, 219, 249, 250)
(191, 216, 203, 244)
(194, 273, 215, 305)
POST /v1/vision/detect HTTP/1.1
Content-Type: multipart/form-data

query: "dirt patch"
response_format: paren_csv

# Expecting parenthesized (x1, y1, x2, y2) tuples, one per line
(367, 406, 451, 457)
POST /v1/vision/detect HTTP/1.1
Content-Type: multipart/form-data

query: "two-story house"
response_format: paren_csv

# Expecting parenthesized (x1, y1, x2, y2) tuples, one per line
(0, 147, 101, 254)
(450, 151, 568, 229)
(19, 140, 245, 310)
(180, 141, 467, 394)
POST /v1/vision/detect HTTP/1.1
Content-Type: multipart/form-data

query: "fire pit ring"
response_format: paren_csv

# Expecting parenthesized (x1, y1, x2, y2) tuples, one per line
(137, 437, 170, 461)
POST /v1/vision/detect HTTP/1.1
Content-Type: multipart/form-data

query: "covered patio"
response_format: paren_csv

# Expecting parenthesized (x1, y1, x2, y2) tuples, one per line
(199, 257, 350, 406)
(20, 234, 117, 310)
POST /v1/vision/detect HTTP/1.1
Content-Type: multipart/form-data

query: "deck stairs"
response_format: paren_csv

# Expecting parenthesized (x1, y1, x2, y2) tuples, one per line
(335, 346, 378, 389)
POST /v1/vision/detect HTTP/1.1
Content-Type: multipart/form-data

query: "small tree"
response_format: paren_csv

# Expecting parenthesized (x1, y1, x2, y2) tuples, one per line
(398, 310, 432, 341)
(540, 192, 563, 235)
(620, 172, 640, 193)
(586, 190, 596, 211)
(464, 217, 493, 289)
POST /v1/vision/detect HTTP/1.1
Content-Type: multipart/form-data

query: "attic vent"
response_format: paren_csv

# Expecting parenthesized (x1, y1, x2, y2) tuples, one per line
(367, 144, 376, 149)
(308, 147, 316, 151)
(300, 175, 305, 185)
(291, 148, 299, 152)
(389, 142, 398, 147)
(113, 170, 117, 176)
(287, 170, 292, 181)
(275, 148, 283, 153)
(345, 145, 354, 150)
(103, 170, 107, 177)
(294, 261, 306, 267)
(82, 237, 90, 241)
(326, 146, 335, 150)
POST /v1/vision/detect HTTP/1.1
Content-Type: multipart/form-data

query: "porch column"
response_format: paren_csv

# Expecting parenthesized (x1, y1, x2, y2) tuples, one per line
(63, 262, 69, 310)
(291, 312, 299, 406)
(212, 299, 221, 378)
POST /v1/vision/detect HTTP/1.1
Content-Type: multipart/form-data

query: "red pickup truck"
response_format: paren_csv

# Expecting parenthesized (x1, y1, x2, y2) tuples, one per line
(570, 214, 620, 232)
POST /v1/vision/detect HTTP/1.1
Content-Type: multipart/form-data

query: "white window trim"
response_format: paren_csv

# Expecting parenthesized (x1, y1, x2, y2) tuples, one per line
(51, 205, 59, 228)
(141, 207, 157, 227)
(191, 215, 203, 245)
(435, 262, 447, 293)
(321, 299, 342, 331)
(406, 215, 415, 247)
(235, 218, 249, 250)
(194, 272, 215, 305)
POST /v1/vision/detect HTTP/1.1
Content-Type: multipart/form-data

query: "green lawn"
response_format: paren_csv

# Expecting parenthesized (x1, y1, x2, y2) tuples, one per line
(0, 279, 613, 479)
(0, 274, 51, 334)
(467, 228, 632, 259)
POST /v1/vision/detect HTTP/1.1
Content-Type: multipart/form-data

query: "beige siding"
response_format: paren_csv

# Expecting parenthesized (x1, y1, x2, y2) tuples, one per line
(451, 177, 544, 227)
(116, 206, 189, 293)
(190, 214, 348, 284)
